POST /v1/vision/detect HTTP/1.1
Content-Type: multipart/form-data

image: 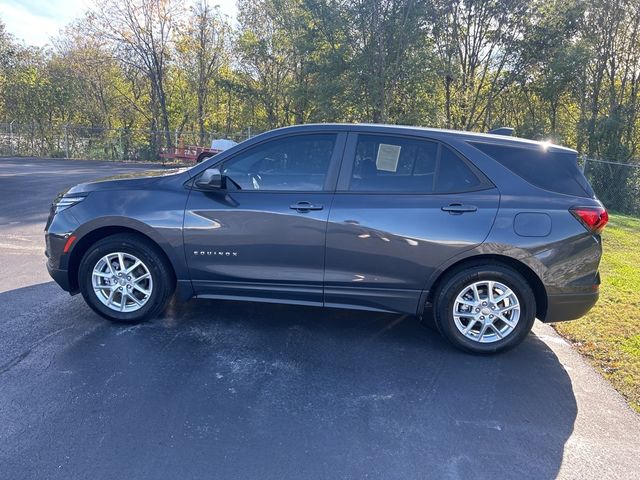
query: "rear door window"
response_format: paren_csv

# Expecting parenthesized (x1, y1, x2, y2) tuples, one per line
(348, 134, 486, 193)
(470, 142, 594, 197)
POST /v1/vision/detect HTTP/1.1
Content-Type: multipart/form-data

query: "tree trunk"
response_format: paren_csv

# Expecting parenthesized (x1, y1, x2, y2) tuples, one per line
(197, 92, 206, 145)
(445, 74, 452, 129)
(156, 77, 172, 148)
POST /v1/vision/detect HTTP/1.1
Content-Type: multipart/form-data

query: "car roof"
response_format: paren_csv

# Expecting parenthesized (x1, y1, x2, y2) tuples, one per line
(263, 123, 577, 154)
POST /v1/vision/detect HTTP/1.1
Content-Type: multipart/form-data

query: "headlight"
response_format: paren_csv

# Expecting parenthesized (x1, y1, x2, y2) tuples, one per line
(53, 193, 88, 213)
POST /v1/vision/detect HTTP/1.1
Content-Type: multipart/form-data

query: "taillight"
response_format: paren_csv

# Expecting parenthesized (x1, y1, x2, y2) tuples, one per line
(570, 206, 608, 233)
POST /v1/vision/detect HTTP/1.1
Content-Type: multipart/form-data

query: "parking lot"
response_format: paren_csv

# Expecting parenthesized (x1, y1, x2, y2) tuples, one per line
(0, 157, 638, 479)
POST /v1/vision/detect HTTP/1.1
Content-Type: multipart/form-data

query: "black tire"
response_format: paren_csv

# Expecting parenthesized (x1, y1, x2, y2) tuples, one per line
(78, 233, 174, 322)
(196, 152, 213, 163)
(433, 264, 536, 354)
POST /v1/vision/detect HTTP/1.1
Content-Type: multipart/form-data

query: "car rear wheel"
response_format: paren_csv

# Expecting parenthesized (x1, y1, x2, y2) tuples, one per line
(78, 234, 174, 322)
(433, 264, 536, 353)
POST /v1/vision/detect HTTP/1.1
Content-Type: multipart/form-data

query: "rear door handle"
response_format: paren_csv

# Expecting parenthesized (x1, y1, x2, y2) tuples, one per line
(290, 201, 324, 212)
(441, 203, 478, 214)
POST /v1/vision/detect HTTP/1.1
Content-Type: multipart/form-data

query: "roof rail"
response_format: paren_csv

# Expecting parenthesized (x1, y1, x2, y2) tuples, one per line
(488, 127, 514, 136)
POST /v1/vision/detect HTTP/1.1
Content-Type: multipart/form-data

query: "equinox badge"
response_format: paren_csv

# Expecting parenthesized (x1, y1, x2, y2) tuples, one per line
(193, 250, 238, 257)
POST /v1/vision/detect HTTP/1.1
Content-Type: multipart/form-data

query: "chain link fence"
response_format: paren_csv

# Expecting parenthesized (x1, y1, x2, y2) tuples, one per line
(0, 122, 255, 163)
(580, 156, 640, 216)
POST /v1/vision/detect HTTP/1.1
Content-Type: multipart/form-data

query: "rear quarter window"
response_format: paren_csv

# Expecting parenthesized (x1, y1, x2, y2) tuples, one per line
(470, 142, 594, 198)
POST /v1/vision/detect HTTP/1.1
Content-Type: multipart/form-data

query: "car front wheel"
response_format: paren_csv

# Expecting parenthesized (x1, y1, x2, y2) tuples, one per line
(78, 234, 174, 322)
(433, 264, 536, 353)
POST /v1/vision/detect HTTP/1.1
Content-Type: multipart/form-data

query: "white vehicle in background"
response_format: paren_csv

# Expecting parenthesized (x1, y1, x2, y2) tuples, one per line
(195, 138, 239, 163)
(210, 138, 238, 151)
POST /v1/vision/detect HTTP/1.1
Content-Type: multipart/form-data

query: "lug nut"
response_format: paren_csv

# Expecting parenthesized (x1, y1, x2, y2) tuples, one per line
(482, 302, 487, 306)
(480, 316, 485, 320)
(489, 315, 494, 319)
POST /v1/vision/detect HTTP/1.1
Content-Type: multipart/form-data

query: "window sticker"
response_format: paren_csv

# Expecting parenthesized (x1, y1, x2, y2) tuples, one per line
(376, 143, 401, 172)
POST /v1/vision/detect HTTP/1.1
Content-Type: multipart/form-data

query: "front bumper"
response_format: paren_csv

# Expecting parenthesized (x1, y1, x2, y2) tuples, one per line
(542, 290, 599, 323)
(45, 206, 80, 293)
(47, 261, 73, 292)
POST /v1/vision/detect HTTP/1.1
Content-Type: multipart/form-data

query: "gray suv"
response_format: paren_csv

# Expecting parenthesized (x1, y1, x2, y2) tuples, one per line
(45, 124, 608, 353)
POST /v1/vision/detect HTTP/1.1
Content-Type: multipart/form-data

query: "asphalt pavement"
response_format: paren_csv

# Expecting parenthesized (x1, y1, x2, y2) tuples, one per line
(0, 157, 638, 479)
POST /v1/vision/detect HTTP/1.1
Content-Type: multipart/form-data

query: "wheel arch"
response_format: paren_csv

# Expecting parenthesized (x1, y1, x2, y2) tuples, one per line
(67, 225, 178, 294)
(423, 254, 548, 320)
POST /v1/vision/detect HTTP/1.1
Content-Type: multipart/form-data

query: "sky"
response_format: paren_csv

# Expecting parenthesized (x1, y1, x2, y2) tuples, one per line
(0, 0, 238, 47)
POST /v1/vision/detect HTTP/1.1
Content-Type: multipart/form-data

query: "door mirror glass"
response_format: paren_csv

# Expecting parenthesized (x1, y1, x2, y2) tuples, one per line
(195, 168, 223, 189)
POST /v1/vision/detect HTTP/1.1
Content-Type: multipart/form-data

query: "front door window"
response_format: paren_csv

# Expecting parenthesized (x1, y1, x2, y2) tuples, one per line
(221, 134, 337, 191)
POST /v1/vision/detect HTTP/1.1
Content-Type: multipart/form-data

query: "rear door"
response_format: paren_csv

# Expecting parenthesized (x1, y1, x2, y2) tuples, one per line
(324, 133, 500, 314)
(184, 132, 345, 305)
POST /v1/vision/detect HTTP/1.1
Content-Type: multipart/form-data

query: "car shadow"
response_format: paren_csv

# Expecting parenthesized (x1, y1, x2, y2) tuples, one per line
(1, 284, 577, 480)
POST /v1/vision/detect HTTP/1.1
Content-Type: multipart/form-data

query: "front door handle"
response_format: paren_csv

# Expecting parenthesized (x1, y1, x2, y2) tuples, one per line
(441, 203, 478, 214)
(290, 201, 324, 212)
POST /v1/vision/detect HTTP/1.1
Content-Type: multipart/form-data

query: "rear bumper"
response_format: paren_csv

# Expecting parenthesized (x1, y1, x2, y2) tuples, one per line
(542, 291, 599, 323)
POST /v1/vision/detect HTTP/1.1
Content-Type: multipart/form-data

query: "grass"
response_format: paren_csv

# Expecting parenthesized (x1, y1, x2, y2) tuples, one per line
(554, 213, 640, 412)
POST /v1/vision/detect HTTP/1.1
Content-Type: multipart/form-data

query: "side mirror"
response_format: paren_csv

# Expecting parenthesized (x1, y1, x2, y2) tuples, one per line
(195, 168, 223, 189)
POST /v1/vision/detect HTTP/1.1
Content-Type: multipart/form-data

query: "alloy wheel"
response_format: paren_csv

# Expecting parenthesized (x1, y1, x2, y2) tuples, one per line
(452, 280, 521, 343)
(91, 252, 153, 313)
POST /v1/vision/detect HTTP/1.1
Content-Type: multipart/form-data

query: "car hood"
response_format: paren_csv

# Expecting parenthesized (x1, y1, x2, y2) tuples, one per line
(64, 167, 190, 194)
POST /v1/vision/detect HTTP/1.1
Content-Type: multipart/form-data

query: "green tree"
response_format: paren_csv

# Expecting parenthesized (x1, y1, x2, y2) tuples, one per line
(176, 1, 230, 142)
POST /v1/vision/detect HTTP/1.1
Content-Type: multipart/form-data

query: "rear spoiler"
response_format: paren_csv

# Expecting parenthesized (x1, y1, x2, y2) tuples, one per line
(488, 127, 514, 136)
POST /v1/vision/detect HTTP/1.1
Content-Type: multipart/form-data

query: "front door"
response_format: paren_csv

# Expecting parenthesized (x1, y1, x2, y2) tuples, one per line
(184, 132, 344, 305)
(324, 133, 500, 314)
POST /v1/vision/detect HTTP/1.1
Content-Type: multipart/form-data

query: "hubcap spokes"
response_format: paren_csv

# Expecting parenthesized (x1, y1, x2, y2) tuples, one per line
(91, 252, 153, 313)
(452, 280, 520, 344)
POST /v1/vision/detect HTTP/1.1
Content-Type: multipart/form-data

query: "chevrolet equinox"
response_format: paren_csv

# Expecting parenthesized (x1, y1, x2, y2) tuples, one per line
(45, 124, 607, 353)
